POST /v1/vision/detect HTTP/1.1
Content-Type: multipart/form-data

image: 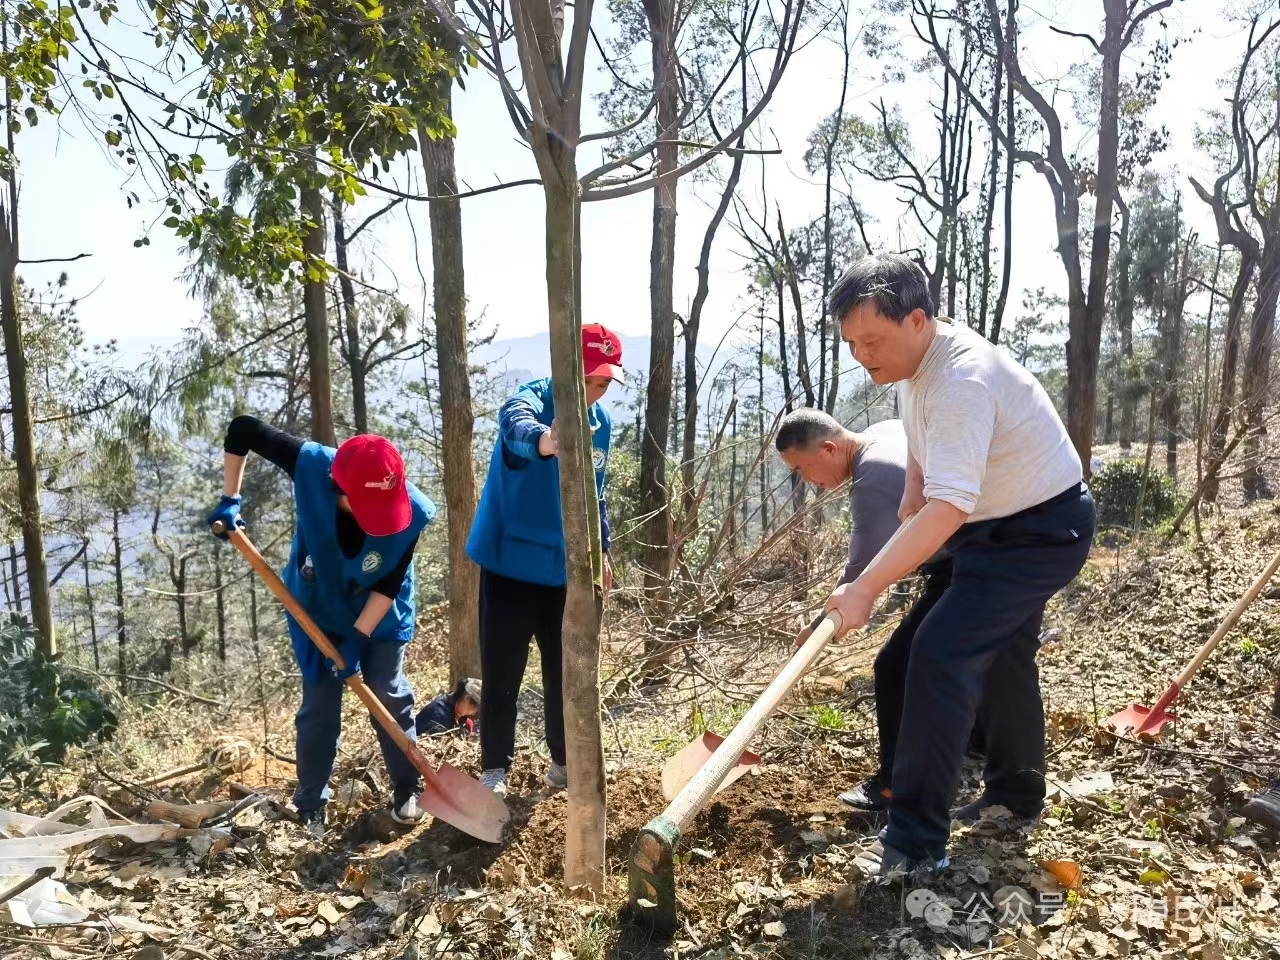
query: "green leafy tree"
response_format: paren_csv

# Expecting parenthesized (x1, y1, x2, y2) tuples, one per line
(145, 0, 465, 443)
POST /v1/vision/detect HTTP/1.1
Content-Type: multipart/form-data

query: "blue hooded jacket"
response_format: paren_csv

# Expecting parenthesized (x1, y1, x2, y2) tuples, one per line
(466, 378, 611, 588)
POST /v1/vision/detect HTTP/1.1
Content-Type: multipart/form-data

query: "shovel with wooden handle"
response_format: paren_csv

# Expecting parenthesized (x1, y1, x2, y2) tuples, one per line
(629, 610, 844, 932)
(213, 521, 509, 843)
(1106, 543, 1280, 738)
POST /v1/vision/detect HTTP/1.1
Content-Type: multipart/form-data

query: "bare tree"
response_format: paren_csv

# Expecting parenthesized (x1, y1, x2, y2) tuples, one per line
(918, 0, 1174, 470)
(1190, 17, 1280, 500)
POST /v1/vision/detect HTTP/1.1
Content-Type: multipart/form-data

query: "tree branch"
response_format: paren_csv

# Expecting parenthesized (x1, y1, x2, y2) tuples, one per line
(347, 198, 404, 243)
(19, 252, 91, 265)
(1120, 0, 1174, 53)
(1048, 25, 1100, 54)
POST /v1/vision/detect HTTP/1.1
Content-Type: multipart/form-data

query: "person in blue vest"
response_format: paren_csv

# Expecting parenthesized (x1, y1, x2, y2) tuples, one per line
(466, 323, 624, 799)
(208, 421, 436, 837)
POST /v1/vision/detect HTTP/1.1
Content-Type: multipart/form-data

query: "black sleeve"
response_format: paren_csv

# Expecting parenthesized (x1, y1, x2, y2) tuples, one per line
(224, 415, 303, 479)
(371, 533, 420, 599)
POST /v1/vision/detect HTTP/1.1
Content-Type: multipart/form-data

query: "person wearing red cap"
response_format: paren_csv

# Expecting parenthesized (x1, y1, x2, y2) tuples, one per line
(208, 417, 436, 836)
(465, 323, 625, 798)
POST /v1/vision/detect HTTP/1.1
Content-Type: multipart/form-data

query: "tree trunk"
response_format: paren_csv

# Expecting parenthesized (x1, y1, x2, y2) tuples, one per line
(112, 506, 126, 683)
(778, 211, 814, 407)
(822, 8, 852, 412)
(989, 12, 1016, 344)
(1115, 198, 1137, 451)
(0, 200, 53, 654)
(332, 198, 368, 434)
(757, 308, 769, 536)
(1242, 240, 1280, 498)
(538, 156, 606, 894)
(1068, 2, 1125, 472)
(82, 539, 99, 671)
(6, 542, 19, 612)
(773, 277, 794, 412)
(1163, 234, 1189, 477)
(1205, 252, 1255, 502)
(420, 104, 482, 684)
(214, 541, 227, 662)
(978, 51, 1002, 337)
(680, 151, 743, 519)
(301, 178, 337, 446)
(638, 0, 679, 599)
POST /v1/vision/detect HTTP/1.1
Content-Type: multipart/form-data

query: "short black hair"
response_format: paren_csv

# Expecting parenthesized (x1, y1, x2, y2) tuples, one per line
(775, 408, 844, 453)
(828, 253, 934, 325)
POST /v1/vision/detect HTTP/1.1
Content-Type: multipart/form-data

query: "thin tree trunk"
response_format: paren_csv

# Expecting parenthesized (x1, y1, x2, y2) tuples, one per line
(778, 211, 814, 407)
(82, 539, 99, 671)
(0, 195, 53, 654)
(332, 197, 368, 434)
(1206, 253, 1256, 501)
(301, 175, 337, 446)
(680, 152, 744, 518)
(112, 506, 126, 684)
(638, 0, 679, 600)
(1242, 241, 1280, 498)
(990, 13, 1015, 344)
(420, 101, 482, 683)
(214, 541, 227, 662)
(8, 542, 20, 612)
(978, 51, 1002, 337)
(773, 277, 794, 412)
(757, 307, 768, 536)
(1116, 198, 1137, 451)
(1163, 230, 1189, 477)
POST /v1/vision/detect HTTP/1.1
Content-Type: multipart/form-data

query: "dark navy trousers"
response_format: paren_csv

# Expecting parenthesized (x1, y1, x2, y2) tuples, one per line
(293, 638, 419, 813)
(881, 484, 1096, 861)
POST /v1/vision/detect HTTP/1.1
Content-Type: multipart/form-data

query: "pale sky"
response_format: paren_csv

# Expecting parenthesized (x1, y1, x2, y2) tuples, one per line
(16, 1, 1246, 374)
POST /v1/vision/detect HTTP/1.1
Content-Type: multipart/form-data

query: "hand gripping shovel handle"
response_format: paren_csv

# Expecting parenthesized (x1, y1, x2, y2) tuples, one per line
(664, 609, 844, 831)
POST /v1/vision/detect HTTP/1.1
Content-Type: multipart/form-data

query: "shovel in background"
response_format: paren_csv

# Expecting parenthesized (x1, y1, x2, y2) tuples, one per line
(1106, 543, 1280, 738)
(630, 610, 844, 933)
(214, 522, 509, 844)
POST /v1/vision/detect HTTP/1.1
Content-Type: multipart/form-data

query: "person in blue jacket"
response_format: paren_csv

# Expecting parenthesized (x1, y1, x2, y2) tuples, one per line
(208, 422, 436, 837)
(466, 323, 624, 798)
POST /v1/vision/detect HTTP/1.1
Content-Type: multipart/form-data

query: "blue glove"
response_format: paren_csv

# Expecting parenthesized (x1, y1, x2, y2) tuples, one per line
(328, 633, 365, 680)
(207, 495, 245, 540)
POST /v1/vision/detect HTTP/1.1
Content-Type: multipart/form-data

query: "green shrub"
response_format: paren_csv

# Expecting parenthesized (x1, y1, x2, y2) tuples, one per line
(1091, 457, 1179, 529)
(0, 615, 118, 787)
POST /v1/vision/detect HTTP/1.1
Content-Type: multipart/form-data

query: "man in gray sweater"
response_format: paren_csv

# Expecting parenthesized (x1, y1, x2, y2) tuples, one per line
(776, 410, 969, 814)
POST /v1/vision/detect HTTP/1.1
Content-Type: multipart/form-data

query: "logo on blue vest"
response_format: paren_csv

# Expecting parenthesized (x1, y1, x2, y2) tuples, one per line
(592, 447, 606, 471)
(361, 551, 382, 574)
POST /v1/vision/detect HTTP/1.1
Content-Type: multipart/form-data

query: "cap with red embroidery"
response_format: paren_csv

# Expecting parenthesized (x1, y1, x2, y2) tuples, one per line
(582, 323, 625, 384)
(331, 434, 412, 537)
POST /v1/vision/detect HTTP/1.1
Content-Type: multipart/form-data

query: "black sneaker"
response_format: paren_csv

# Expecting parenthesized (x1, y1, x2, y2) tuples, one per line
(298, 806, 326, 839)
(853, 838, 950, 880)
(838, 777, 892, 812)
(951, 796, 1042, 828)
(1242, 778, 1280, 831)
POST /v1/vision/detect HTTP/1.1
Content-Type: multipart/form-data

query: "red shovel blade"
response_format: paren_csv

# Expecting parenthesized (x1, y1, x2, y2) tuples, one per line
(661, 730, 761, 802)
(419, 762, 509, 843)
(1104, 703, 1176, 738)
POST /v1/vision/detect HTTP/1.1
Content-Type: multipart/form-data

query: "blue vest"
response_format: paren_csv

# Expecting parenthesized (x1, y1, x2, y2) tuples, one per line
(282, 443, 435, 679)
(466, 379, 610, 588)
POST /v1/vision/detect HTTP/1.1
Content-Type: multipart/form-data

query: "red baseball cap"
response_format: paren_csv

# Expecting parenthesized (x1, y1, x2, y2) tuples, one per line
(582, 323, 625, 384)
(331, 434, 412, 537)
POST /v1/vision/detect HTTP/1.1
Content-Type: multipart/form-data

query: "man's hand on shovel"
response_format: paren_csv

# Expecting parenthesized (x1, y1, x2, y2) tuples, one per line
(823, 581, 876, 639)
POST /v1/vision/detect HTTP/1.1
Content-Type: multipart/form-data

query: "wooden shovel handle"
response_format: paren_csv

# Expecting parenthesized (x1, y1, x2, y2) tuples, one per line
(214, 522, 436, 784)
(663, 611, 843, 832)
(1174, 544, 1280, 689)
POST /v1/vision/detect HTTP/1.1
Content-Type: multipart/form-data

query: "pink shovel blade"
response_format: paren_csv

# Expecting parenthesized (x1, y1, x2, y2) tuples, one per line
(419, 762, 509, 843)
(1105, 703, 1176, 738)
(661, 730, 761, 802)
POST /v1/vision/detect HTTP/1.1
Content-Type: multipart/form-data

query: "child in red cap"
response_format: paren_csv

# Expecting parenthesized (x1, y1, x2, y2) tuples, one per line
(209, 419, 436, 836)
(465, 323, 624, 798)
